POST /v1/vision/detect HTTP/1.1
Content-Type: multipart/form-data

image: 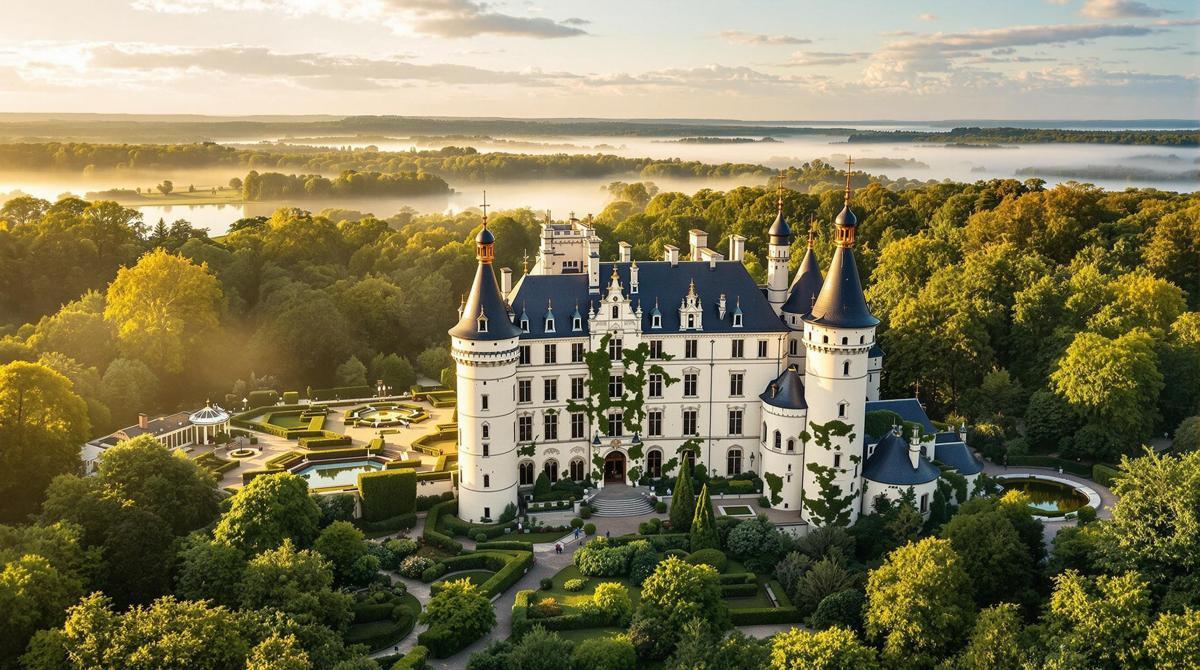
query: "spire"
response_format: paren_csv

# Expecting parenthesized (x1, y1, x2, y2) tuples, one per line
(475, 190, 495, 263)
(777, 172, 785, 213)
(806, 157, 877, 330)
(843, 156, 854, 207)
(768, 173, 791, 246)
(834, 157, 858, 246)
(807, 219, 817, 248)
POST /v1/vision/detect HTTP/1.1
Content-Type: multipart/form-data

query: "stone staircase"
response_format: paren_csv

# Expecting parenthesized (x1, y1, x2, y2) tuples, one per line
(588, 486, 655, 517)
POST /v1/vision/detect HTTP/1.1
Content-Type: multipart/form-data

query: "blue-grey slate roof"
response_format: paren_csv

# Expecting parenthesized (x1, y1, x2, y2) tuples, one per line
(510, 261, 789, 339)
(760, 366, 807, 410)
(869, 342, 883, 358)
(866, 399, 937, 435)
(933, 432, 983, 475)
(449, 262, 523, 341)
(768, 209, 790, 246)
(782, 247, 823, 316)
(862, 433, 940, 486)
(806, 244, 878, 330)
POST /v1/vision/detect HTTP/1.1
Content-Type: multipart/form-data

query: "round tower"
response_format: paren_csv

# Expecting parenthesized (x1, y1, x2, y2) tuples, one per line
(450, 202, 523, 523)
(801, 160, 879, 527)
(758, 365, 809, 512)
(766, 177, 792, 314)
(780, 222, 823, 370)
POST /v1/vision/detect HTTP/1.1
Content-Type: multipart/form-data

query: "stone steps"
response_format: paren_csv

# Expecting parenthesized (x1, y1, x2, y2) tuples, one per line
(589, 496, 655, 517)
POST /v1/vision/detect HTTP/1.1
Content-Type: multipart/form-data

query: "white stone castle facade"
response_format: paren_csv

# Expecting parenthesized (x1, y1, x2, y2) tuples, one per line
(450, 188, 982, 526)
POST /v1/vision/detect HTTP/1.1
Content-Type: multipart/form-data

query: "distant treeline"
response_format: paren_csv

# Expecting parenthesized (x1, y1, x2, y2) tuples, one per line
(0, 142, 775, 181)
(240, 169, 449, 200)
(848, 127, 1200, 146)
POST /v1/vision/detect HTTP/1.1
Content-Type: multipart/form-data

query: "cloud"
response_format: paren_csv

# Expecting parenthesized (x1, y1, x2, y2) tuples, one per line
(719, 30, 811, 45)
(130, 0, 590, 39)
(780, 51, 870, 67)
(1079, 0, 1170, 18)
(919, 12, 938, 22)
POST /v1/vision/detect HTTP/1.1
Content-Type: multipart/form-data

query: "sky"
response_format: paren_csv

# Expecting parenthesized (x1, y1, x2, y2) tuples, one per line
(0, 0, 1197, 119)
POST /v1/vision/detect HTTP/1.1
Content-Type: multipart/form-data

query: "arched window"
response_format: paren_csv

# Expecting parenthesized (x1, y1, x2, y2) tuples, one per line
(611, 306, 619, 319)
(483, 474, 490, 488)
(569, 458, 585, 482)
(841, 336, 848, 345)
(727, 448, 743, 476)
(787, 438, 795, 453)
(773, 430, 781, 450)
(481, 422, 490, 439)
(519, 461, 534, 486)
(761, 422, 767, 441)
(544, 459, 559, 483)
(647, 449, 663, 478)
(843, 361, 851, 376)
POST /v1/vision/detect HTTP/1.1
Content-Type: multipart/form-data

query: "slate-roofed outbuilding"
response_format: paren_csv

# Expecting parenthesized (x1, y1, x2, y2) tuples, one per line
(933, 433, 983, 475)
(862, 432, 941, 486)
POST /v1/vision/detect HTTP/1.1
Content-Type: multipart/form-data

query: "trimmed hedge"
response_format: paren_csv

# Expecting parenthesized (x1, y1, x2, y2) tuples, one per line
(720, 582, 761, 597)
(265, 451, 304, 470)
(479, 550, 533, 598)
(416, 625, 462, 658)
(359, 512, 417, 533)
(729, 605, 801, 625)
(247, 390, 279, 409)
(304, 447, 373, 462)
(298, 434, 353, 449)
(416, 491, 455, 511)
(359, 468, 417, 522)
(310, 385, 374, 401)
(387, 458, 424, 470)
(424, 500, 464, 554)
(440, 514, 517, 540)
(194, 452, 237, 475)
(475, 540, 534, 552)
(1093, 464, 1122, 488)
(389, 646, 428, 670)
(719, 572, 757, 585)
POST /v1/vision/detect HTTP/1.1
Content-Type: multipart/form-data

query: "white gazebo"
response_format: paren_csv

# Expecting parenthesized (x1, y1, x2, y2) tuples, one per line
(188, 402, 232, 445)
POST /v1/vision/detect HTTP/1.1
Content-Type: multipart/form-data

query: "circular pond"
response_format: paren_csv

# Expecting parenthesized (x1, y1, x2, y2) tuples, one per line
(998, 477, 1089, 516)
(294, 459, 383, 488)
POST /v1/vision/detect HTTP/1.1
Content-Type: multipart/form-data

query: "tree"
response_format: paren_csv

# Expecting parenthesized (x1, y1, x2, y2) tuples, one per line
(214, 472, 322, 556)
(157, 179, 174, 195)
(795, 556, 858, 615)
(689, 483, 718, 552)
(592, 582, 633, 626)
(1045, 570, 1151, 670)
(669, 465, 695, 532)
(313, 521, 369, 587)
(176, 534, 247, 607)
(416, 346, 452, 381)
(369, 353, 415, 393)
(1051, 330, 1164, 454)
(1023, 389, 1076, 452)
(335, 355, 367, 387)
(957, 603, 1032, 670)
(636, 556, 727, 653)
(505, 626, 573, 670)
(1145, 609, 1200, 670)
(0, 554, 83, 665)
(769, 626, 879, 670)
(1174, 416, 1200, 453)
(246, 634, 311, 670)
(668, 618, 769, 670)
(99, 357, 159, 421)
(810, 589, 865, 633)
(960, 368, 1023, 421)
(92, 434, 219, 534)
(240, 540, 352, 631)
(228, 177, 244, 190)
(575, 636, 638, 670)
(419, 578, 495, 647)
(104, 249, 224, 374)
(725, 514, 784, 573)
(865, 538, 975, 667)
(940, 508, 1037, 609)
(0, 361, 90, 521)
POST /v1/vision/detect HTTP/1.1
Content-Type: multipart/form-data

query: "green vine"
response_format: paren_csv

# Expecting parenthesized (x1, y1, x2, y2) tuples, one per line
(517, 442, 536, 458)
(565, 333, 678, 435)
(800, 419, 859, 527)
(628, 466, 642, 482)
(763, 472, 783, 506)
(591, 453, 604, 480)
(661, 457, 679, 479)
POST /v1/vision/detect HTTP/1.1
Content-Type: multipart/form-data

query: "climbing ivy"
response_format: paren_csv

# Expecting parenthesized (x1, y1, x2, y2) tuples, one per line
(591, 453, 605, 480)
(763, 471, 783, 506)
(800, 419, 859, 527)
(517, 442, 536, 458)
(566, 333, 679, 435)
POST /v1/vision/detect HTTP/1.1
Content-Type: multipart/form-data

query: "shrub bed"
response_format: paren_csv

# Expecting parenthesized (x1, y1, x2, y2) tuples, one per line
(388, 646, 428, 670)
(310, 385, 374, 401)
(359, 512, 417, 534)
(720, 582, 761, 597)
(474, 540, 533, 552)
(195, 452, 237, 475)
(416, 491, 455, 511)
(359, 468, 417, 522)
(298, 434, 353, 449)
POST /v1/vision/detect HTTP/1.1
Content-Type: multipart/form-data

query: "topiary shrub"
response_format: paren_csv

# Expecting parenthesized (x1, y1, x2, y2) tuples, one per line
(591, 582, 633, 626)
(529, 597, 562, 619)
(758, 496, 771, 508)
(563, 578, 586, 592)
(685, 548, 728, 573)
(358, 469, 417, 522)
(281, 391, 300, 404)
(420, 562, 447, 582)
(655, 501, 667, 513)
(539, 577, 553, 590)
(474, 532, 488, 542)
(810, 588, 865, 632)
(399, 555, 434, 579)
(584, 523, 596, 535)
(664, 548, 689, 559)
(1075, 505, 1098, 525)
(572, 636, 637, 670)
(570, 517, 584, 529)
(573, 537, 634, 577)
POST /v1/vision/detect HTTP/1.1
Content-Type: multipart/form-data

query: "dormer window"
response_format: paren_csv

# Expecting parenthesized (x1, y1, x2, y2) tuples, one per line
(572, 317, 582, 331)
(519, 317, 529, 332)
(687, 314, 695, 329)
(733, 313, 743, 327)
(478, 315, 488, 333)
(652, 314, 662, 328)
(611, 306, 619, 319)
(545, 318, 555, 333)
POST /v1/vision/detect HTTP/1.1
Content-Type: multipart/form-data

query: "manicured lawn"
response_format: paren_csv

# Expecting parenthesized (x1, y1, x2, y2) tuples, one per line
(436, 569, 495, 587)
(724, 586, 775, 609)
(513, 529, 573, 543)
(719, 505, 755, 516)
(536, 564, 643, 612)
(263, 412, 306, 429)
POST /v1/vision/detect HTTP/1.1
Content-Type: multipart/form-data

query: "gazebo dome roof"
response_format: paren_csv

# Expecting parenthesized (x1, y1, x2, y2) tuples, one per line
(189, 402, 230, 426)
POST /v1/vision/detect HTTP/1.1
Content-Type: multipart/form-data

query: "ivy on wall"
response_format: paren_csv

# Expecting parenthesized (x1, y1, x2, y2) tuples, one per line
(763, 471, 783, 506)
(800, 419, 859, 527)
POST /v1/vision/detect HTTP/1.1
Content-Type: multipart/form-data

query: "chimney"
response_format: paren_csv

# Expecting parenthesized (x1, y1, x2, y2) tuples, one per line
(718, 293, 727, 319)
(500, 267, 512, 295)
(908, 437, 920, 470)
(138, 413, 149, 429)
(664, 245, 679, 266)
(588, 252, 600, 293)
(688, 229, 708, 260)
(618, 241, 632, 263)
(630, 260, 639, 294)
(729, 234, 745, 262)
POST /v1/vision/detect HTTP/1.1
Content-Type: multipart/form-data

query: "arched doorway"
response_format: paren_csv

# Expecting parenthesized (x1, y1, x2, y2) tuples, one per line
(604, 451, 626, 484)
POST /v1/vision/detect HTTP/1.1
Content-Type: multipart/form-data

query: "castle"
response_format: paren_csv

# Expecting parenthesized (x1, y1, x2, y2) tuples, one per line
(449, 181, 982, 526)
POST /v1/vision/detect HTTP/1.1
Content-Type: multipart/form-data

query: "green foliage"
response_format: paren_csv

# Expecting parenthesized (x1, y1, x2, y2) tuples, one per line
(685, 548, 728, 573)
(811, 589, 866, 633)
(636, 556, 728, 654)
(941, 507, 1037, 609)
(175, 534, 246, 607)
(1145, 609, 1200, 670)
(240, 539, 353, 630)
(795, 556, 858, 615)
(573, 537, 635, 577)
(725, 515, 784, 573)
(592, 581, 634, 626)
(802, 420, 859, 527)
(1092, 463, 1122, 488)
(769, 626, 879, 670)
(1045, 570, 1151, 669)
(689, 483, 719, 552)
(358, 469, 417, 522)
(313, 521, 370, 587)
(763, 471, 784, 506)
(504, 626, 574, 670)
(956, 603, 1031, 670)
(669, 464, 696, 532)
(1174, 416, 1200, 453)
(215, 472, 322, 556)
(573, 636, 637, 670)
(533, 472, 551, 497)
(418, 579, 496, 658)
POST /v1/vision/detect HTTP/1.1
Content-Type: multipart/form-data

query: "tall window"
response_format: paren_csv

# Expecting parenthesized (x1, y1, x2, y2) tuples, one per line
(608, 337, 622, 361)
(609, 374, 624, 399)
(519, 345, 530, 364)
(544, 413, 558, 440)
(683, 410, 698, 436)
(761, 422, 767, 441)
(571, 412, 585, 438)
(569, 458, 585, 482)
(728, 408, 743, 435)
(727, 448, 743, 476)
(573, 316, 582, 331)
(683, 373, 698, 397)
(787, 438, 795, 453)
(789, 339, 798, 356)
(544, 378, 557, 402)
(843, 361, 851, 376)
(519, 461, 534, 486)
(647, 449, 663, 478)
(518, 380, 531, 403)
(773, 430, 781, 450)
(571, 377, 585, 400)
(838, 402, 847, 418)
(544, 460, 559, 483)
(685, 339, 698, 358)
(572, 342, 584, 362)
(544, 344, 557, 364)
(652, 314, 662, 328)
(483, 474, 490, 488)
(648, 410, 663, 437)
(731, 339, 744, 358)
(545, 317, 555, 333)
(757, 340, 768, 357)
(607, 412, 624, 436)
(481, 394, 489, 411)
(648, 373, 663, 398)
(518, 416, 533, 441)
(611, 305, 619, 319)
(729, 372, 744, 396)
(649, 340, 664, 359)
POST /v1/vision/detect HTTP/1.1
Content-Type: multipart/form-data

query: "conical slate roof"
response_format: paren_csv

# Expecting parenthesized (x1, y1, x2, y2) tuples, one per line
(806, 245, 878, 329)
(863, 432, 939, 485)
(760, 365, 807, 410)
(782, 246, 823, 316)
(768, 209, 790, 246)
(449, 263, 521, 341)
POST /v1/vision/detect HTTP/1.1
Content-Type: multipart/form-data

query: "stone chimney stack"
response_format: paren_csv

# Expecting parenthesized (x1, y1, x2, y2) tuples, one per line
(688, 229, 708, 260)
(630, 260, 639, 294)
(138, 413, 149, 429)
(618, 241, 632, 263)
(728, 234, 745, 262)
(664, 245, 680, 266)
(718, 293, 727, 319)
(500, 267, 512, 295)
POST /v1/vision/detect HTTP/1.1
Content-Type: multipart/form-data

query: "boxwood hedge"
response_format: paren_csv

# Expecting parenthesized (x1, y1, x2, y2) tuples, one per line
(358, 468, 417, 522)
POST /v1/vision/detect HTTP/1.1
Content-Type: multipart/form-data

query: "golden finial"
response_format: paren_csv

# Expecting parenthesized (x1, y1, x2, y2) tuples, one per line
(843, 156, 854, 206)
(480, 190, 489, 226)
(776, 173, 785, 212)
(521, 249, 529, 274)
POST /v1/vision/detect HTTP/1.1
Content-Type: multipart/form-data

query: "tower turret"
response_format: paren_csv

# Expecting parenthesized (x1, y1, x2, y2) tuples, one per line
(801, 158, 878, 527)
(766, 176, 791, 314)
(450, 194, 523, 522)
(780, 222, 823, 368)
